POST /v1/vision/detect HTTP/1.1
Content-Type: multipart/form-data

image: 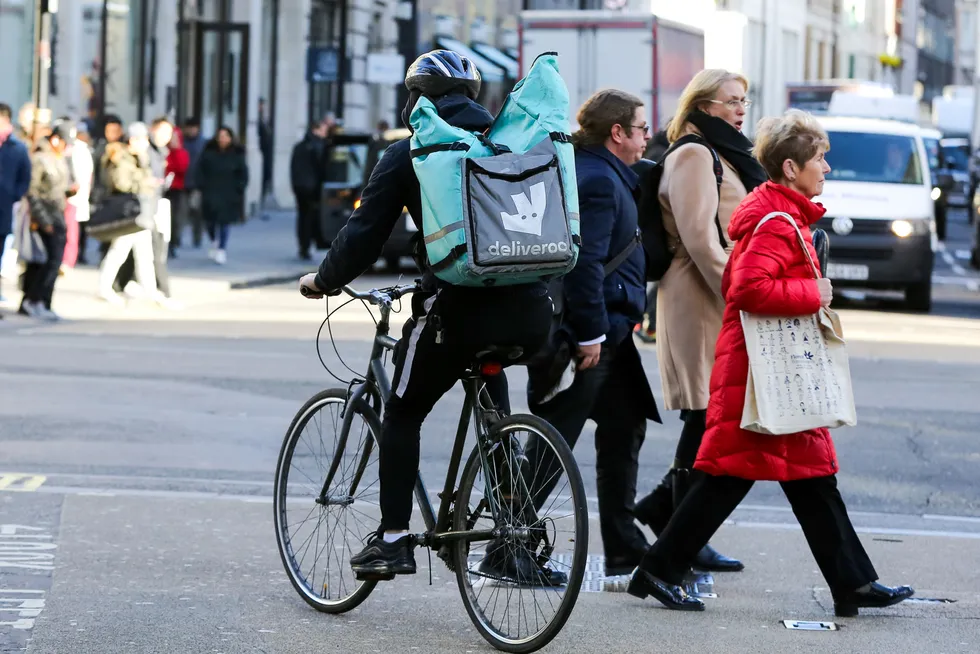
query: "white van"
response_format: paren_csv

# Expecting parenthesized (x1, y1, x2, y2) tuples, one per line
(814, 115, 936, 312)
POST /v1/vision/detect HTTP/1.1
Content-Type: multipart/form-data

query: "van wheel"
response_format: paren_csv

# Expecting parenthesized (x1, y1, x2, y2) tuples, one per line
(385, 256, 400, 272)
(905, 282, 932, 313)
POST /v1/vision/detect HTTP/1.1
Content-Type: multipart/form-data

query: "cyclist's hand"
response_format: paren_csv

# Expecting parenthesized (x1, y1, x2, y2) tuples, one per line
(299, 273, 325, 299)
(576, 343, 601, 370)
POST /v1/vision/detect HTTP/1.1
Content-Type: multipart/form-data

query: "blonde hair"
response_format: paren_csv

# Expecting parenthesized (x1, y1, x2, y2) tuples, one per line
(753, 109, 830, 181)
(572, 89, 645, 148)
(666, 69, 749, 143)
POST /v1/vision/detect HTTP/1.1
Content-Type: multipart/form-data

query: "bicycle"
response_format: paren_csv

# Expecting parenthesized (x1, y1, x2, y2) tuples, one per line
(273, 283, 589, 653)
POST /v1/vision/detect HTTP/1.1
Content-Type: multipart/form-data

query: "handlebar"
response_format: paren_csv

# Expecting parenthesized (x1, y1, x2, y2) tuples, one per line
(300, 281, 419, 307)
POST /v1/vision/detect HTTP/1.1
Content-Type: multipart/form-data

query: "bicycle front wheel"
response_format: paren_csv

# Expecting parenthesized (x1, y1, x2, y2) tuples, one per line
(273, 388, 383, 613)
(453, 414, 588, 653)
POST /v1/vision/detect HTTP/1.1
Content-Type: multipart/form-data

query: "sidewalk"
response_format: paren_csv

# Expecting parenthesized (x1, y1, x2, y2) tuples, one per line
(0, 211, 324, 322)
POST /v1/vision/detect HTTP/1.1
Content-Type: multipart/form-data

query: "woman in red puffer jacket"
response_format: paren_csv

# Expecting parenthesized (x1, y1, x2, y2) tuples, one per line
(627, 110, 914, 617)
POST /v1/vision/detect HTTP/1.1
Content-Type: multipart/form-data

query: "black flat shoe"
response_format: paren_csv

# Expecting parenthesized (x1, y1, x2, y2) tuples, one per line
(627, 568, 705, 611)
(693, 544, 744, 572)
(834, 582, 915, 617)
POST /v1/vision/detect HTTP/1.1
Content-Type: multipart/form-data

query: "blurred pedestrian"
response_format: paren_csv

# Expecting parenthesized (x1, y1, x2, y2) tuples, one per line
(20, 120, 76, 321)
(628, 110, 915, 616)
(69, 121, 94, 265)
(164, 126, 190, 258)
(181, 117, 206, 247)
(632, 69, 769, 572)
(97, 122, 162, 306)
(290, 120, 327, 260)
(56, 117, 81, 270)
(197, 125, 248, 265)
(0, 102, 33, 314)
(114, 117, 178, 305)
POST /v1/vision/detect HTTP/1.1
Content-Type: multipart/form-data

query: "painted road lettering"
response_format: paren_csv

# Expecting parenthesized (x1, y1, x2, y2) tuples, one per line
(0, 525, 56, 573)
(0, 474, 47, 492)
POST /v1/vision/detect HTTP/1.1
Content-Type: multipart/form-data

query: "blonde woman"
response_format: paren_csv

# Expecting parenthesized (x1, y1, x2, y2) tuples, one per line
(627, 110, 914, 615)
(633, 69, 767, 571)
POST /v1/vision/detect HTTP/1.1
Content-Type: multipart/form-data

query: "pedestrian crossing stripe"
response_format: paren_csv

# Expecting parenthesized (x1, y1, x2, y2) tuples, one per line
(0, 474, 47, 492)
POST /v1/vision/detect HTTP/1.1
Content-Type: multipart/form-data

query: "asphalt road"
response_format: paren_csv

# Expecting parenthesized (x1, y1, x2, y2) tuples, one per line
(2, 211, 980, 653)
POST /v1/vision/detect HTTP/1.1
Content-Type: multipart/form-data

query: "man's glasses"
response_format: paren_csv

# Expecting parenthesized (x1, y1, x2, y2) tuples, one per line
(709, 99, 753, 109)
(630, 123, 651, 136)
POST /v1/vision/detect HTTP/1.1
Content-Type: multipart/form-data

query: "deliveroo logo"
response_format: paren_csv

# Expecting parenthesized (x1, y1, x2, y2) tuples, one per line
(501, 182, 547, 236)
(489, 180, 569, 258)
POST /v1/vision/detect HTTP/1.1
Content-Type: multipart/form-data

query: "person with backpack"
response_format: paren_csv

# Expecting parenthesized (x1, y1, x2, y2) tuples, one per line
(631, 69, 768, 573)
(525, 89, 663, 578)
(297, 50, 561, 584)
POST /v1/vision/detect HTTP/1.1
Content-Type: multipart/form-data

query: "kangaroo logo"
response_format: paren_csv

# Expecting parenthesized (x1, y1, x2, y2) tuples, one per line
(500, 182, 547, 236)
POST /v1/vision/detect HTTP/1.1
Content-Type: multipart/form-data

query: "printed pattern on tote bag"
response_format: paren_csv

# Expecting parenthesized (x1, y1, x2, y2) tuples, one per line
(739, 211, 857, 435)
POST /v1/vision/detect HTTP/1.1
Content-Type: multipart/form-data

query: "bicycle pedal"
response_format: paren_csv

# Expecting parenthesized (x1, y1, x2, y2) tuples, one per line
(352, 568, 395, 582)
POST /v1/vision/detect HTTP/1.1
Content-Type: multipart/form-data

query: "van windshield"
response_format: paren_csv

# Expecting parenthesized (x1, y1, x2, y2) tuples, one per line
(825, 131, 923, 185)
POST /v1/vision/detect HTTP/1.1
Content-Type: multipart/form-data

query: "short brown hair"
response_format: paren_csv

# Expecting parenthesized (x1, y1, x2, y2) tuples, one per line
(572, 89, 644, 148)
(753, 109, 830, 181)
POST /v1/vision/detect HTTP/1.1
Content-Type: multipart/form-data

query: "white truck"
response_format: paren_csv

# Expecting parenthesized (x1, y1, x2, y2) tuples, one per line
(518, 10, 705, 131)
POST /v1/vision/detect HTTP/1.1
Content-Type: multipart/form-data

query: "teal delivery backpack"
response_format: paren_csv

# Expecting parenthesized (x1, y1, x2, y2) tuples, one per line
(409, 52, 580, 287)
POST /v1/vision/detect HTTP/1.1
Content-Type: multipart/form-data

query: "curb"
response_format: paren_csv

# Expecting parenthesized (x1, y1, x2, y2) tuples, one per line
(228, 271, 308, 290)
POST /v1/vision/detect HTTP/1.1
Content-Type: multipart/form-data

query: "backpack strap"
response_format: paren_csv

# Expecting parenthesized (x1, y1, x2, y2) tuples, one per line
(603, 229, 642, 277)
(410, 141, 470, 158)
(662, 134, 727, 248)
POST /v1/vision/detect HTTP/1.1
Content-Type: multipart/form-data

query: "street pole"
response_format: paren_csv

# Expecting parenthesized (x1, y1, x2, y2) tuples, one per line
(395, 0, 418, 126)
(35, 0, 59, 116)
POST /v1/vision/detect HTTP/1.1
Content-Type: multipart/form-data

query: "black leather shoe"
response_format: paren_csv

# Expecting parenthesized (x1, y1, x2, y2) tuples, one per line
(350, 532, 416, 580)
(834, 582, 915, 617)
(693, 544, 745, 572)
(627, 568, 705, 611)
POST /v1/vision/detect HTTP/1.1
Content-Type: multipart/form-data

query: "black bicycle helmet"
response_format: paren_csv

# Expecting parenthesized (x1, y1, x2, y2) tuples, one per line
(405, 49, 482, 100)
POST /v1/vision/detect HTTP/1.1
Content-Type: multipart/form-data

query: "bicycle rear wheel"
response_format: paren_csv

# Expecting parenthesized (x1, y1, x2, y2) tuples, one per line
(273, 388, 383, 613)
(453, 414, 588, 653)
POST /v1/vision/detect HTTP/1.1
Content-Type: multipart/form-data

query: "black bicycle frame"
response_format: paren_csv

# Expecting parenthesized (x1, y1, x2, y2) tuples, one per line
(315, 293, 500, 547)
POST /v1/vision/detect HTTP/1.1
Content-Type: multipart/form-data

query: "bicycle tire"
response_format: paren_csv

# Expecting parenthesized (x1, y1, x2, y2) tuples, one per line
(273, 388, 382, 614)
(452, 414, 588, 653)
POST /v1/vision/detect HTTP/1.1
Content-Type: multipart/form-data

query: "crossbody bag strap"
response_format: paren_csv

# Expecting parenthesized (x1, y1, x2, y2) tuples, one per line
(754, 211, 821, 280)
(603, 229, 642, 277)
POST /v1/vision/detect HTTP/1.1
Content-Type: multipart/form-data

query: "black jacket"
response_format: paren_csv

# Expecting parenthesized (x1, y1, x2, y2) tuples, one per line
(564, 146, 647, 346)
(315, 94, 546, 297)
(290, 132, 326, 196)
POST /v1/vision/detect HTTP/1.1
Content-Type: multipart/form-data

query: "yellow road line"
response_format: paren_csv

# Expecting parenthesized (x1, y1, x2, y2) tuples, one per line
(0, 474, 48, 492)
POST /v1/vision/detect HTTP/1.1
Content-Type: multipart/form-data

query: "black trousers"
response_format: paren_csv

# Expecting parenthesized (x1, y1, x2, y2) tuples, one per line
(640, 473, 878, 595)
(294, 192, 320, 255)
(23, 227, 67, 308)
(379, 286, 553, 531)
(528, 336, 649, 561)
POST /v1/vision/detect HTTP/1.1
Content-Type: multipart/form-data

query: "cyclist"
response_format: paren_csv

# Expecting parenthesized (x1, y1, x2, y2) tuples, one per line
(298, 50, 566, 585)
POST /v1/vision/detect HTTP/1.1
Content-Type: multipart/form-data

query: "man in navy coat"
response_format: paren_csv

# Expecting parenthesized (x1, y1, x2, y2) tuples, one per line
(528, 89, 662, 576)
(0, 103, 33, 312)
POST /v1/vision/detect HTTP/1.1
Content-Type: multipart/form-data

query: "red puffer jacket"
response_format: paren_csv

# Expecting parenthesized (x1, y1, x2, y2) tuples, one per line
(695, 181, 840, 481)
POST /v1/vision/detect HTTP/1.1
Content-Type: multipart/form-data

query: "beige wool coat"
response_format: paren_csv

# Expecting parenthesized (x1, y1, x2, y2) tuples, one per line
(656, 123, 748, 411)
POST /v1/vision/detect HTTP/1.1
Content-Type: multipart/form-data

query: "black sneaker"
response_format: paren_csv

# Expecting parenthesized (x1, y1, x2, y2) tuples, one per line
(350, 532, 416, 581)
(478, 539, 568, 587)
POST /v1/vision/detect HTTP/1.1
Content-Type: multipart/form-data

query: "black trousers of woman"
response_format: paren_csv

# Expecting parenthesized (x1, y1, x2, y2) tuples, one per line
(639, 473, 877, 595)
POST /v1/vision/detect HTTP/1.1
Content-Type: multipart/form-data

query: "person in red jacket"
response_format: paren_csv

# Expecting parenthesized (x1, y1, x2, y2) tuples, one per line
(165, 126, 190, 257)
(627, 109, 914, 616)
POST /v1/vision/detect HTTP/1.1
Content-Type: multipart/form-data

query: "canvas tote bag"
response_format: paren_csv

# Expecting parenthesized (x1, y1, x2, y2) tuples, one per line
(739, 211, 857, 435)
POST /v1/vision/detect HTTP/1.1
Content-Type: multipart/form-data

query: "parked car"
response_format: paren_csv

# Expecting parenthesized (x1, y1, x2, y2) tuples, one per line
(318, 128, 416, 271)
(920, 127, 954, 240)
(814, 116, 936, 312)
(939, 137, 972, 208)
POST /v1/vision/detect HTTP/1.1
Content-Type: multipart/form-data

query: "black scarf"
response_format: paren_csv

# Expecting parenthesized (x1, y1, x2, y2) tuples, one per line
(686, 110, 768, 191)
